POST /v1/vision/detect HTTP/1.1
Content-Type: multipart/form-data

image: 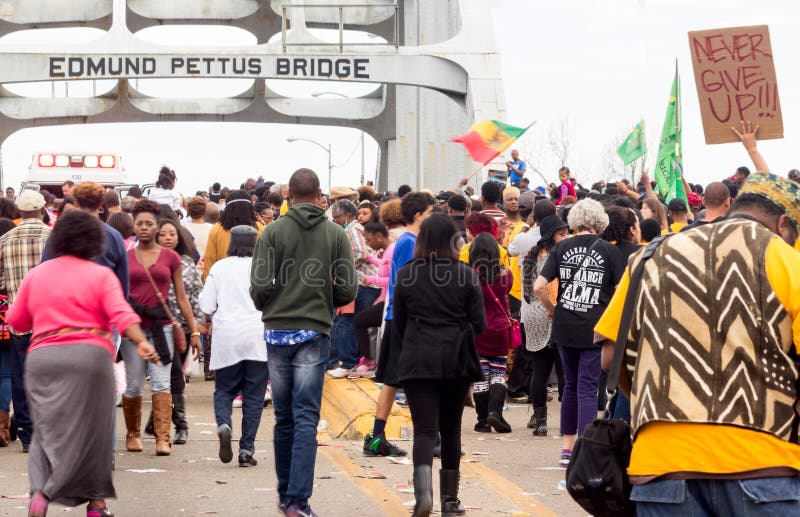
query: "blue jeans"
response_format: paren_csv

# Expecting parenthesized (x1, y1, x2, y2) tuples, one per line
(632, 476, 800, 516)
(0, 347, 10, 412)
(330, 314, 355, 368)
(121, 326, 174, 396)
(331, 286, 380, 369)
(267, 335, 330, 506)
(10, 334, 32, 445)
(612, 392, 631, 422)
(214, 360, 268, 455)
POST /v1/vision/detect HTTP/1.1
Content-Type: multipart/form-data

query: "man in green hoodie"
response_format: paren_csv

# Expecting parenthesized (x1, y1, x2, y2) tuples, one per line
(250, 168, 357, 517)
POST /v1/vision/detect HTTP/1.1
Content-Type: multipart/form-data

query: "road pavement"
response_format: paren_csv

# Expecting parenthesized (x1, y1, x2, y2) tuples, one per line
(0, 379, 586, 516)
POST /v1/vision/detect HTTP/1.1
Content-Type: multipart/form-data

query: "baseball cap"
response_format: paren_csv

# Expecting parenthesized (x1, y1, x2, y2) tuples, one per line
(519, 191, 536, 212)
(16, 190, 45, 211)
(534, 186, 547, 196)
(436, 191, 457, 202)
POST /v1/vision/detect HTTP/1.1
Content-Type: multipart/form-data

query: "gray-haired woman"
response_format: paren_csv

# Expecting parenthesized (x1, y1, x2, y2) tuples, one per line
(533, 199, 625, 468)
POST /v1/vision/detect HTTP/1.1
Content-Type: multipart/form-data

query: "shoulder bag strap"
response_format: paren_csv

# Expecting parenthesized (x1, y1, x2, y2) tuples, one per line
(134, 249, 179, 324)
(484, 278, 513, 325)
(605, 235, 672, 408)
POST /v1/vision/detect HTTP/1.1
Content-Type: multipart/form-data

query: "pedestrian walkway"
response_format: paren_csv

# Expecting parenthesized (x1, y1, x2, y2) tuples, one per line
(320, 377, 413, 440)
(0, 381, 585, 516)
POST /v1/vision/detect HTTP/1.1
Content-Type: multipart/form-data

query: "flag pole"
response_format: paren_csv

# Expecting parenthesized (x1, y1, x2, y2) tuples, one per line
(464, 163, 484, 181)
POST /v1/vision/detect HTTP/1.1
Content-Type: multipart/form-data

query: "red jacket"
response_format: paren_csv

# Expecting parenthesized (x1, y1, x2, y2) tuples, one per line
(474, 271, 513, 357)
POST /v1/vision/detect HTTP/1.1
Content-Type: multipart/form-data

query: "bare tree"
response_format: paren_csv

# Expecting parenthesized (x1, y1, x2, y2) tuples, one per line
(600, 128, 650, 185)
(548, 117, 574, 168)
(598, 138, 623, 183)
(514, 131, 551, 187)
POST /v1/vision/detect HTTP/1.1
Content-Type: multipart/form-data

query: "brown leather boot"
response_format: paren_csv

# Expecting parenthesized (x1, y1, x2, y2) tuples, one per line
(0, 409, 10, 447)
(152, 392, 172, 456)
(121, 396, 143, 452)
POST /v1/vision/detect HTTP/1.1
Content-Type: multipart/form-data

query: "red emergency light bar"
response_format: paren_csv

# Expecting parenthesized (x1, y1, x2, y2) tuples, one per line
(37, 153, 115, 169)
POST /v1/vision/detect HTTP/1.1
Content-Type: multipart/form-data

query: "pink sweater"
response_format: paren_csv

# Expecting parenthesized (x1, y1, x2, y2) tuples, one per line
(364, 242, 395, 304)
(7, 255, 141, 357)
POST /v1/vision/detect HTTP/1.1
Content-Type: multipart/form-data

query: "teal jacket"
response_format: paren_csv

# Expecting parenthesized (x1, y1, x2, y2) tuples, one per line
(250, 203, 357, 335)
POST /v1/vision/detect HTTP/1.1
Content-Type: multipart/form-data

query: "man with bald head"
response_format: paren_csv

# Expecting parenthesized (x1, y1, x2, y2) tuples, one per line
(250, 168, 357, 516)
(204, 201, 220, 224)
(682, 181, 731, 231)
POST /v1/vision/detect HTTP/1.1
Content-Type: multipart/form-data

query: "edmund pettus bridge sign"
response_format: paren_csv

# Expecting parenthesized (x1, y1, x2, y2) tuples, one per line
(0, 0, 507, 191)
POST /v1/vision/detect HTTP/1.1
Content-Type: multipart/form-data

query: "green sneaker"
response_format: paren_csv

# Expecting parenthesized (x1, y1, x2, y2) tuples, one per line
(362, 433, 407, 457)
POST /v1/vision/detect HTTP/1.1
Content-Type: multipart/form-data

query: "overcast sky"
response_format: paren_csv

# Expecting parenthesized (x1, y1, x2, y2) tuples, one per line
(0, 0, 797, 194)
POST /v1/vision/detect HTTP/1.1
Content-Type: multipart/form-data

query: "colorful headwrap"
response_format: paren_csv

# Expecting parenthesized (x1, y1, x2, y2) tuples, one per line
(739, 172, 800, 231)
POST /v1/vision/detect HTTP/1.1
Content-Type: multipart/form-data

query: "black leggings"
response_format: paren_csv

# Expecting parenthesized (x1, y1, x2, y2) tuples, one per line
(402, 379, 470, 470)
(170, 334, 189, 394)
(529, 344, 565, 408)
(354, 302, 384, 360)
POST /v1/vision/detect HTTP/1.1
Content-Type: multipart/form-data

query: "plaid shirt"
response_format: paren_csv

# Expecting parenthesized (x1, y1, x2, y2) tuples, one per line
(0, 219, 51, 305)
(344, 221, 379, 288)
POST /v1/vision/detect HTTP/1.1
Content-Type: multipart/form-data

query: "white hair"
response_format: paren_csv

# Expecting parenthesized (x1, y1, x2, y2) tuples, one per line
(567, 198, 609, 234)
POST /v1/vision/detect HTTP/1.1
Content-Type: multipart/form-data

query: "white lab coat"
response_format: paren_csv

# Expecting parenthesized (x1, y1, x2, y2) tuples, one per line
(199, 256, 267, 371)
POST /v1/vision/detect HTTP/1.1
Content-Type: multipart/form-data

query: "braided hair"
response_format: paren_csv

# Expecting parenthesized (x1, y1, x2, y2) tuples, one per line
(522, 234, 558, 304)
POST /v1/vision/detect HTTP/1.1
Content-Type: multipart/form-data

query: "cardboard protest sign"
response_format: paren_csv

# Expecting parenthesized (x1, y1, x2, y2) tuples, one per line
(688, 25, 782, 144)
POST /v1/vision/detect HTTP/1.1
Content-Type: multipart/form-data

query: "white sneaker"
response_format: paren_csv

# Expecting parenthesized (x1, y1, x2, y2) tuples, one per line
(263, 385, 272, 407)
(232, 395, 243, 408)
(326, 367, 351, 379)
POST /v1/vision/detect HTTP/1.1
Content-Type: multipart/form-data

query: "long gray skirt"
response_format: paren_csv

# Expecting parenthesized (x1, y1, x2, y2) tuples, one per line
(25, 344, 116, 506)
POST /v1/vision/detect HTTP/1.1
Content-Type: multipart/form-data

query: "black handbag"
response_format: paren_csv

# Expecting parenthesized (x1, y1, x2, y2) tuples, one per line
(565, 236, 669, 517)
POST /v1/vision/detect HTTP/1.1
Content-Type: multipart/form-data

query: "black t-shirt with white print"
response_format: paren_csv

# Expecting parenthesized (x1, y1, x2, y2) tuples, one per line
(539, 234, 625, 349)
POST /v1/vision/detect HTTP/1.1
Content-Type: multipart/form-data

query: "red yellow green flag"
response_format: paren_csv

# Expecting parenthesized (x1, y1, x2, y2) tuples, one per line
(452, 120, 533, 165)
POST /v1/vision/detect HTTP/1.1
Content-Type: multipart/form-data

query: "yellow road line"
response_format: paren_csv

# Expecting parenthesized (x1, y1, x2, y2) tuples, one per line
(462, 461, 560, 517)
(317, 429, 561, 517)
(317, 432, 408, 517)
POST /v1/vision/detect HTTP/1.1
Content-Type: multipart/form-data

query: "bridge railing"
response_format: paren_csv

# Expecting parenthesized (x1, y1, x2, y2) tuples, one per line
(280, 3, 399, 52)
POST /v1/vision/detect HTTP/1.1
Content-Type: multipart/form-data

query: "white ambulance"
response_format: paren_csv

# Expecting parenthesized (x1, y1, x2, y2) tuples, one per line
(23, 152, 141, 198)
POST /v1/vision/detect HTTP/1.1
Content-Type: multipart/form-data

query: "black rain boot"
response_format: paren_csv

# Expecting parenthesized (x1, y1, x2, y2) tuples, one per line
(144, 411, 154, 437)
(473, 391, 491, 432)
(486, 384, 512, 433)
(412, 464, 433, 517)
(172, 393, 188, 445)
(440, 469, 466, 516)
(531, 406, 548, 436)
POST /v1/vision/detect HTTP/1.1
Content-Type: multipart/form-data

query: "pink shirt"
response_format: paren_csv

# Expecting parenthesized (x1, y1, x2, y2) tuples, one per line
(7, 255, 141, 357)
(365, 242, 395, 304)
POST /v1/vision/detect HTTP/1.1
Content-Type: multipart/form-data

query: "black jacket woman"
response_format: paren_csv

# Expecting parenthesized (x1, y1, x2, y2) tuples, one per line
(393, 213, 486, 517)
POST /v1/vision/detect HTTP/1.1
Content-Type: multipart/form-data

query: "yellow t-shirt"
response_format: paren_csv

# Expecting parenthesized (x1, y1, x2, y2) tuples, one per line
(280, 199, 289, 217)
(202, 221, 266, 281)
(505, 221, 527, 302)
(595, 235, 800, 477)
(669, 222, 687, 233)
(795, 238, 800, 254)
(459, 241, 510, 269)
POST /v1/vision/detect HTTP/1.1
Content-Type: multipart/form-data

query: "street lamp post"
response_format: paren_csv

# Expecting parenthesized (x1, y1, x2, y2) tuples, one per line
(287, 137, 332, 192)
(311, 90, 366, 186)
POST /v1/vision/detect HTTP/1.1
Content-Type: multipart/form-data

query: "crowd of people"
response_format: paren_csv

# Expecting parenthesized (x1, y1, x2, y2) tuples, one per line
(1, 122, 800, 516)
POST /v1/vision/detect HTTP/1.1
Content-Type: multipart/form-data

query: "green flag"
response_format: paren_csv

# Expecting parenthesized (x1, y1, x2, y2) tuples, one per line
(654, 66, 687, 204)
(617, 121, 646, 164)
